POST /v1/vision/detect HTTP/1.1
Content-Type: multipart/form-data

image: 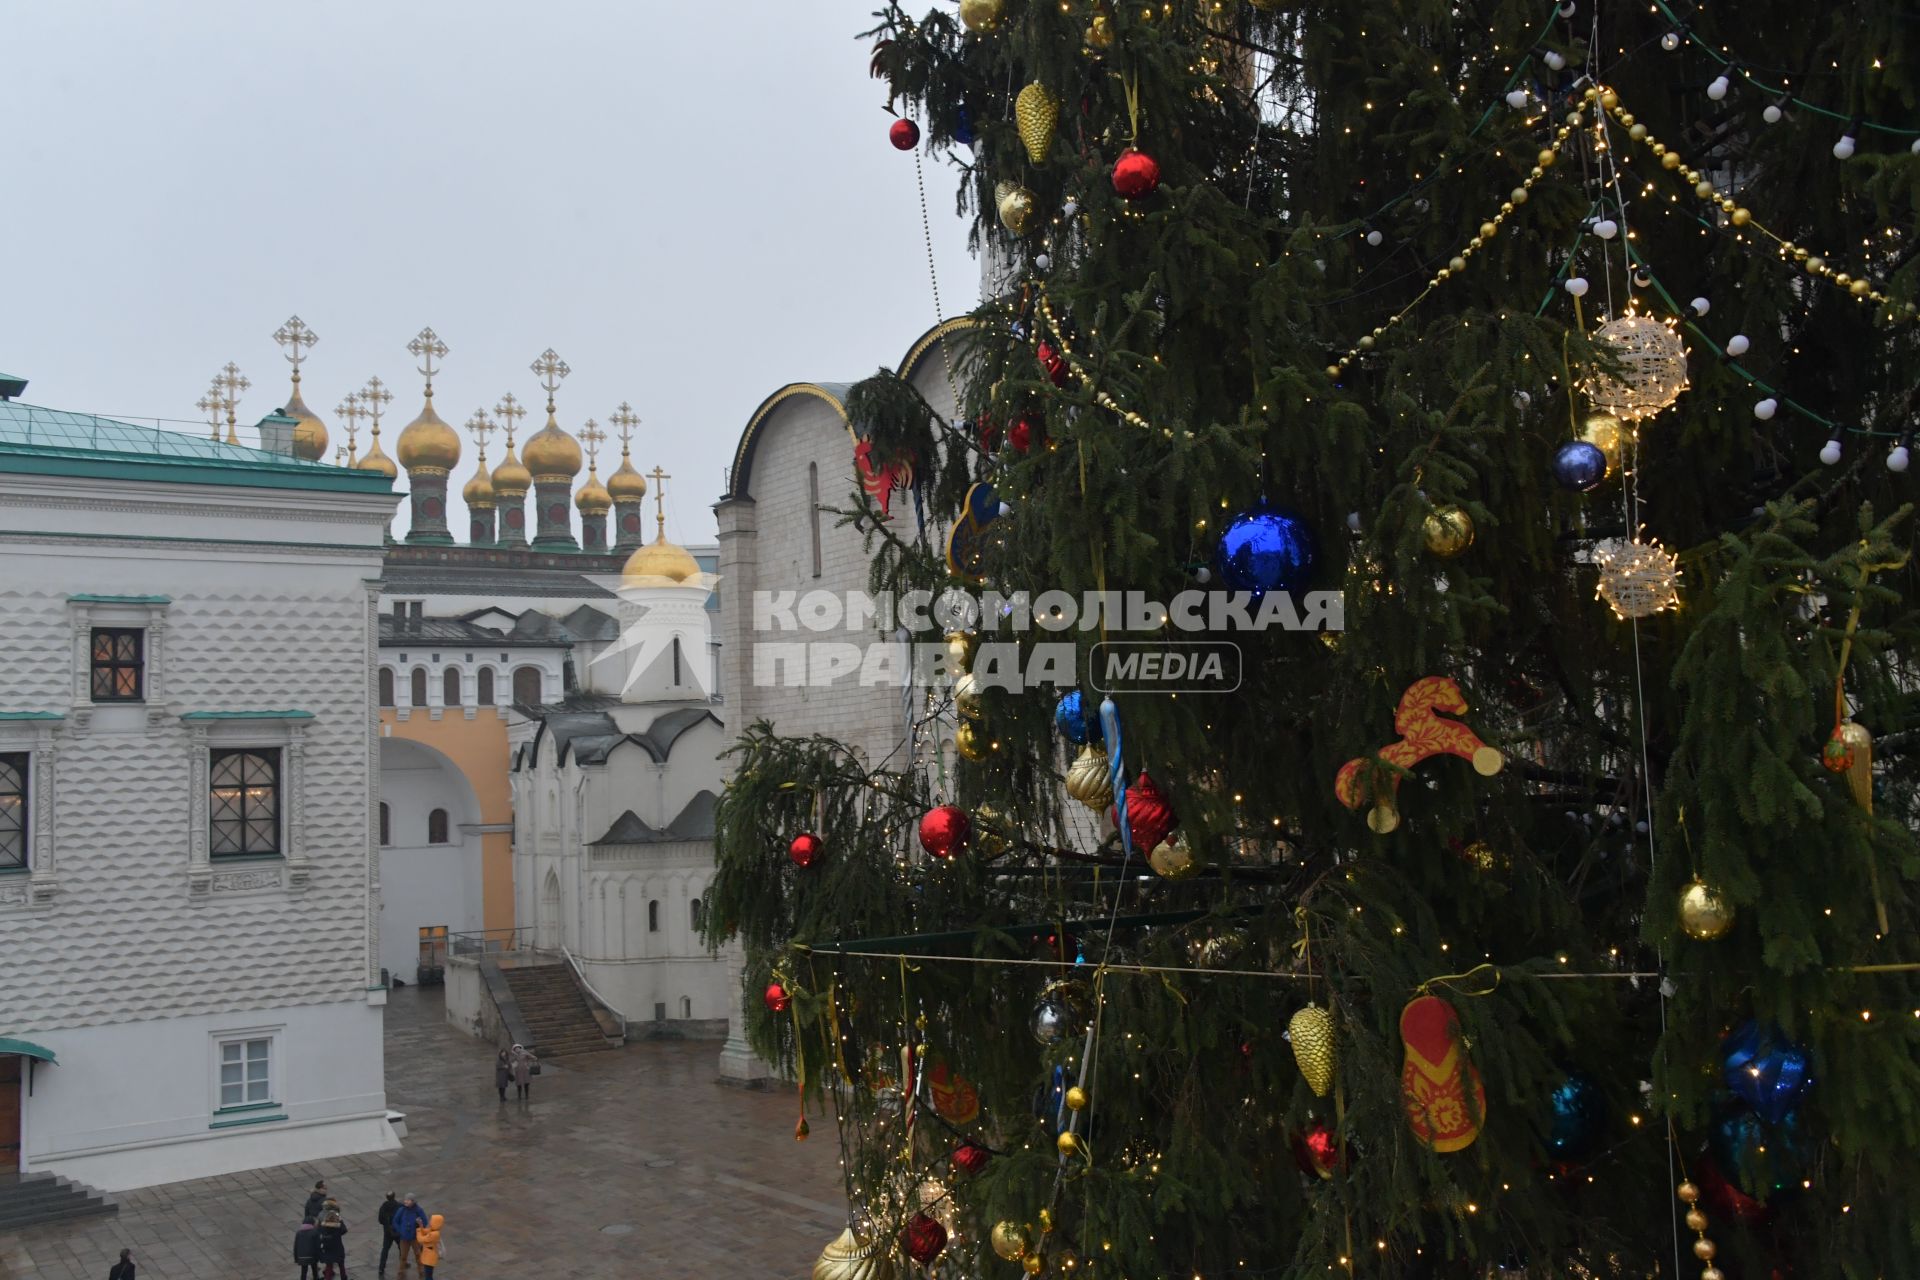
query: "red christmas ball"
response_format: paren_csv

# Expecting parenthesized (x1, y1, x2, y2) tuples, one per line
(763, 982, 791, 1014)
(1036, 341, 1069, 387)
(1008, 416, 1034, 453)
(788, 832, 822, 869)
(1111, 147, 1162, 199)
(951, 1141, 991, 1175)
(976, 416, 1001, 452)
(889, 118, 921, 150)
(901, 1212, 948, 1265)
(1110, 771, 1176, 855)
(918, 804, 971, 858)
(1291, 1122, 1340, 1180)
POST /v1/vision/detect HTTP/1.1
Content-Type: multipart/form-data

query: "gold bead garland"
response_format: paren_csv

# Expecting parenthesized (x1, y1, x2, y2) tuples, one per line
(1586, 85, 1911, 320)
(1036, 291, 1194, 440)
(1676, 1179, 1724, 1280)
(1328, 121, 1578, 376)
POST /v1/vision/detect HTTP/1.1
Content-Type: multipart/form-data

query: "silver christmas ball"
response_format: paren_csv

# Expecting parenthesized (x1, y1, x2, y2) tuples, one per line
(1031, 996, 1076, 1046)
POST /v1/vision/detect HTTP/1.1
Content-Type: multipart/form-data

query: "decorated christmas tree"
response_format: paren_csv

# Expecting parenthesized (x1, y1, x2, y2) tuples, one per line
(707, 2, 1920, 1277)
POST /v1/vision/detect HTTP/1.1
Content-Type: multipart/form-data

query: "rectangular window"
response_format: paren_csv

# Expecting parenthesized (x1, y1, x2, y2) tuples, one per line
(218, 1037, 272, 1108)
(89, 627, 144, 702)
(0, 753, 26, 871)
(210, 748, 281, 857)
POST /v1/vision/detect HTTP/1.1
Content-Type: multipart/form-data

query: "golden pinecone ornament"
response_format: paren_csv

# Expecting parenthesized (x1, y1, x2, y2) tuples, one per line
(996, 181, 1039, 235)
(1015, 81, 1060, 165)
(1064, 743, 1114, 810)
(813, 1227, 898, 1280)
(1288, 1004, 1336, 1097)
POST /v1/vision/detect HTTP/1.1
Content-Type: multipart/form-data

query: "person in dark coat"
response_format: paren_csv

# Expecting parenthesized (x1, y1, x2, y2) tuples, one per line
(294, 1219, 321, 1280)
(376, 1191, 400, 1274)
(510, 1042, 537, 1100)
(494, 1048, 511, 1101)
(390, 1194, 427, 1272)
(107, 1248, 136, 1279)
(303, 1180, 328, 1222)
(317, 1209, 350, 1279)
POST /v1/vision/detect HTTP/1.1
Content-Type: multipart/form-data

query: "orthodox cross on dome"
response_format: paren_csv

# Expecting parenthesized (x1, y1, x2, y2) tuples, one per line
(608, 401, 640, 457)
(272, 315, 319, 382)
(579, 418, 605, 470)
(408, 327, 448, 396)
(466, 408, 495, 463)
(529, 348, 570, 414)
(648, 465, 671, 539)
(213, 362, 250, 444)
(494, 391, 527, 447)
(361, 374, 394, 442)
(336, 389, 368, 463)
(196, 386, 222, 441)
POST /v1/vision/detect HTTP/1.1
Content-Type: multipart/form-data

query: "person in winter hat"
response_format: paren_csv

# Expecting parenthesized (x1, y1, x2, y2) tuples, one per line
(294, 1219, 321, 1280)
(389, 1194, 428, 1272)
(416, 1213, 445, 1280)
(317, 1208, 350, 1279)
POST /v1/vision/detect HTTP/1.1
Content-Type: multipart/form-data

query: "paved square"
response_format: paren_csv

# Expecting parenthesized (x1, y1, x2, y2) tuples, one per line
(0, 987, 845, 1279)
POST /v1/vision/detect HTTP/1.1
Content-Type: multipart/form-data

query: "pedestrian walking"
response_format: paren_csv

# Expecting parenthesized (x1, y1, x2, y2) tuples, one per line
(510, 1042, 538, 1100)
(317, 1208, 350, 1280)
(107, 1248, 136, 1279)
(389, 1194, 427, 1272)
(494, 1047, 511, 1101)
(416, 1213, 445, 1280)
(319, 1201, 344, 1279)
(294, 1219, 321, 1280)
(303, 1180, 328, 1222)
(376, 1191, 400, 1274)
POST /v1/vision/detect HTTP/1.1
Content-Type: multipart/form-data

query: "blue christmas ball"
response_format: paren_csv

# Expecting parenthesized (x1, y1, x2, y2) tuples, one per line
(953, 104, 976, 147)
(1551, 440, 1608, 492)
(1054, 690, 1093, 744)
(1546, 1072, 1604, 1165)
(1214, 501, 1318, 600)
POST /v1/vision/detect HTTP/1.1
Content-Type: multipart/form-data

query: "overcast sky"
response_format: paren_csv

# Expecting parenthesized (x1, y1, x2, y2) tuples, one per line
(5, 2, 976, 546)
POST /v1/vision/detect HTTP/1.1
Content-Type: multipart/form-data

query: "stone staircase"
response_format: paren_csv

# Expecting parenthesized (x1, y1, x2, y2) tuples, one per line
(0, 1171, 116, 1232)
(501, 964, 620, 1057)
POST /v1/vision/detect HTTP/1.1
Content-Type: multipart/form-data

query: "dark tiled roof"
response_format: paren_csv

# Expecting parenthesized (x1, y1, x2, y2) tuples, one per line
(381, 563, 620, 599)
(632, 707, 722, 762)
(561, 604, 621, 642)
(378, 616, 570, 648)
(589, 790, 717, 845)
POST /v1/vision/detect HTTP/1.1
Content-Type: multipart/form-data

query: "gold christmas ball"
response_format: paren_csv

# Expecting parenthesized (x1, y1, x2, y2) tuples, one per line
(945, 629, 975, 674)
(1537, 148, 1557, 168)
(974, 802, 1011, 859)
(1422, 504, 1476, 559)
(1580, 411, 1624, 476)
(1085, 14, 1114, 47)
(958, 0, 1005, 31)
(1458, 840, 1505, 872)
(1730, 207, 1751, 226)
(1288, 1003, 1336, 1097)
(1678, 880, 1735, 941)
(1149, 834, 1199, 879)
(813, 1227, 898, 1280)
(1023, 1256, 1045, 1277)
(1064, 1085, 1088, 1111)
(954, 671, 985, 719)
(991, 1220, 1029, 1261)
(996, 181, 1039, 236)
(1056, 1130, 1082, 1157)
(1599, 89, 1619, 109)
(955, 720, 989, 762)
(1065, 743, 1114, 811)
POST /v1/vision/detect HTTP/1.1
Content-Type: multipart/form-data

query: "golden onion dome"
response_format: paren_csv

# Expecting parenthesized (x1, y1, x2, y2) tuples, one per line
(522, 412, 583, 481)
(395, 392, 462, 471)
(575, 468, 611, 515)
(621, 534, 702, 586)
(354, 433, 398, 479)
(462, 462, 496, 507)
(606, 454, 649, 502)
(491, 443, 533, 497)
(283, 376, 330, 462)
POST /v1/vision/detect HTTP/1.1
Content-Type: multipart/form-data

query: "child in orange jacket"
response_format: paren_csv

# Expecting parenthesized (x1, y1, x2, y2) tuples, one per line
(417, 1213, 444, 1279)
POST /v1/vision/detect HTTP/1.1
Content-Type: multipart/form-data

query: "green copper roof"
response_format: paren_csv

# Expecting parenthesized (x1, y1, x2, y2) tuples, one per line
(0, 400, 392, 493)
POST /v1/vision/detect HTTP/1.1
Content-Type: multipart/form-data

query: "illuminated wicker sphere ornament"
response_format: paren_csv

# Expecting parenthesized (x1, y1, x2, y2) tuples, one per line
(1594, 537, 1680, 619)
(1584, 314, 1690, 422)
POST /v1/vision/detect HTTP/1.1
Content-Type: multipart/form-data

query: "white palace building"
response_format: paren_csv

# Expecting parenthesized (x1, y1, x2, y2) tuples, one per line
(0, 373, 401, 1192)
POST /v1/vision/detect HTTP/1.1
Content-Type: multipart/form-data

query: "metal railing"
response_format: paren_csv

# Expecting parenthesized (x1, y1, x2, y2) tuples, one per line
(448, 926, 540, 959)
